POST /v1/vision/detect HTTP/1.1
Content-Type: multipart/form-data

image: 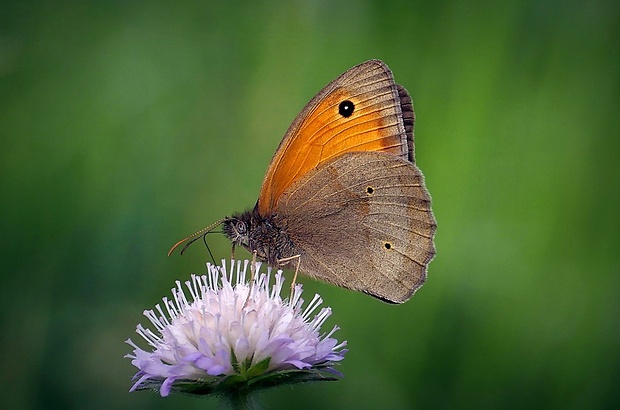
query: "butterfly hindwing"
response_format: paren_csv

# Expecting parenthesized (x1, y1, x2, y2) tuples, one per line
(275, 151, 436, 303)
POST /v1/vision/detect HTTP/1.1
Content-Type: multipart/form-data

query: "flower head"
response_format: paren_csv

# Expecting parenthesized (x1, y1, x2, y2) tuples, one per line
(125, 259, 347, 398)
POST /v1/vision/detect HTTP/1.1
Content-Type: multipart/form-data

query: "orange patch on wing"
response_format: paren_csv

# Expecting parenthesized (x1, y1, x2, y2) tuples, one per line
(257, 86, 407, 215)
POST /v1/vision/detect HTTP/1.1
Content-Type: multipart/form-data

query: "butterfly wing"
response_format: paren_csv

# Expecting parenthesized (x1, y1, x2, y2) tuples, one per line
(275, 151, 436, 303)
(257, 60, 415, 215)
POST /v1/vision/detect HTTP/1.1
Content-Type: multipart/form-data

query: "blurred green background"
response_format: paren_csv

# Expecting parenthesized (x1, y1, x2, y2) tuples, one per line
(1, 0, 618, 409)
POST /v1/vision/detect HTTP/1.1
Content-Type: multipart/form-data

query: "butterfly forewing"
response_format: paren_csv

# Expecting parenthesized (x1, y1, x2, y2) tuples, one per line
(257, 60, 412, 215)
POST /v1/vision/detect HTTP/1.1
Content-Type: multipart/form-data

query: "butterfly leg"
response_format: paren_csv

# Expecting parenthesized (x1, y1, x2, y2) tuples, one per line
(291, 256, 301, 299)
(240, 251, 259, 310)
(277, 254, 301, 300)
(250, 250, 258, 281)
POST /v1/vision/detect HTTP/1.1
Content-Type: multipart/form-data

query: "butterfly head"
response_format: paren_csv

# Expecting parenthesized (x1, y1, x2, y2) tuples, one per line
(222, 212, 252, 250)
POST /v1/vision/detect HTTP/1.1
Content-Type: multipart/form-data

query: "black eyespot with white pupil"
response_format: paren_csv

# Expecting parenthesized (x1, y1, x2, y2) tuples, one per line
(338, 100, 355, 118)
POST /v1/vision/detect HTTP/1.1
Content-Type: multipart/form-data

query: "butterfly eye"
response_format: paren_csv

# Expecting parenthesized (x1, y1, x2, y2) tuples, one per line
(235, 220, 247, 234)
(338, 100, 355, 118)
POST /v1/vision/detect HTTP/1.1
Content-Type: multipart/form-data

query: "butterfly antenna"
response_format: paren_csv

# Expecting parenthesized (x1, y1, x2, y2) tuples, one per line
(167, 219, 225, 257)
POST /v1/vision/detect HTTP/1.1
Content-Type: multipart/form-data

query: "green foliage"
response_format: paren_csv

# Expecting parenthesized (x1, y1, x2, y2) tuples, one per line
(1, 0, 618, 409)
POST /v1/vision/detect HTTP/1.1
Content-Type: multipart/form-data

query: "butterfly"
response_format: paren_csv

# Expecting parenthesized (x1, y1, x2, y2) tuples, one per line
(170, 60, 436, 303)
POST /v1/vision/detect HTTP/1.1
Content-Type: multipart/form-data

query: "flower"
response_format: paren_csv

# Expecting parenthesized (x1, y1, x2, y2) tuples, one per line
(125, 259, 347, 399)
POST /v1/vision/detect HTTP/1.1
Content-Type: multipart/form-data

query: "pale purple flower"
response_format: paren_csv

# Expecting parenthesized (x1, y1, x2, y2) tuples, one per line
(125, 259, 347, 398)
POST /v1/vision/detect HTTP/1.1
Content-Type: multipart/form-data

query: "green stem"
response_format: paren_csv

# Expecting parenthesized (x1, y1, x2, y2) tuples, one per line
(221, 390, 257, 410)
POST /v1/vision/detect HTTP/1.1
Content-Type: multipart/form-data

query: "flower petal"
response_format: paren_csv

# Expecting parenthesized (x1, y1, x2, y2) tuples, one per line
(126, 260, 346, 397)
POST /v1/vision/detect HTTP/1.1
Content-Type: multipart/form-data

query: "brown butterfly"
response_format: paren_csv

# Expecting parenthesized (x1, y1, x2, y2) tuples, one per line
(170, 60, 436, 303)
